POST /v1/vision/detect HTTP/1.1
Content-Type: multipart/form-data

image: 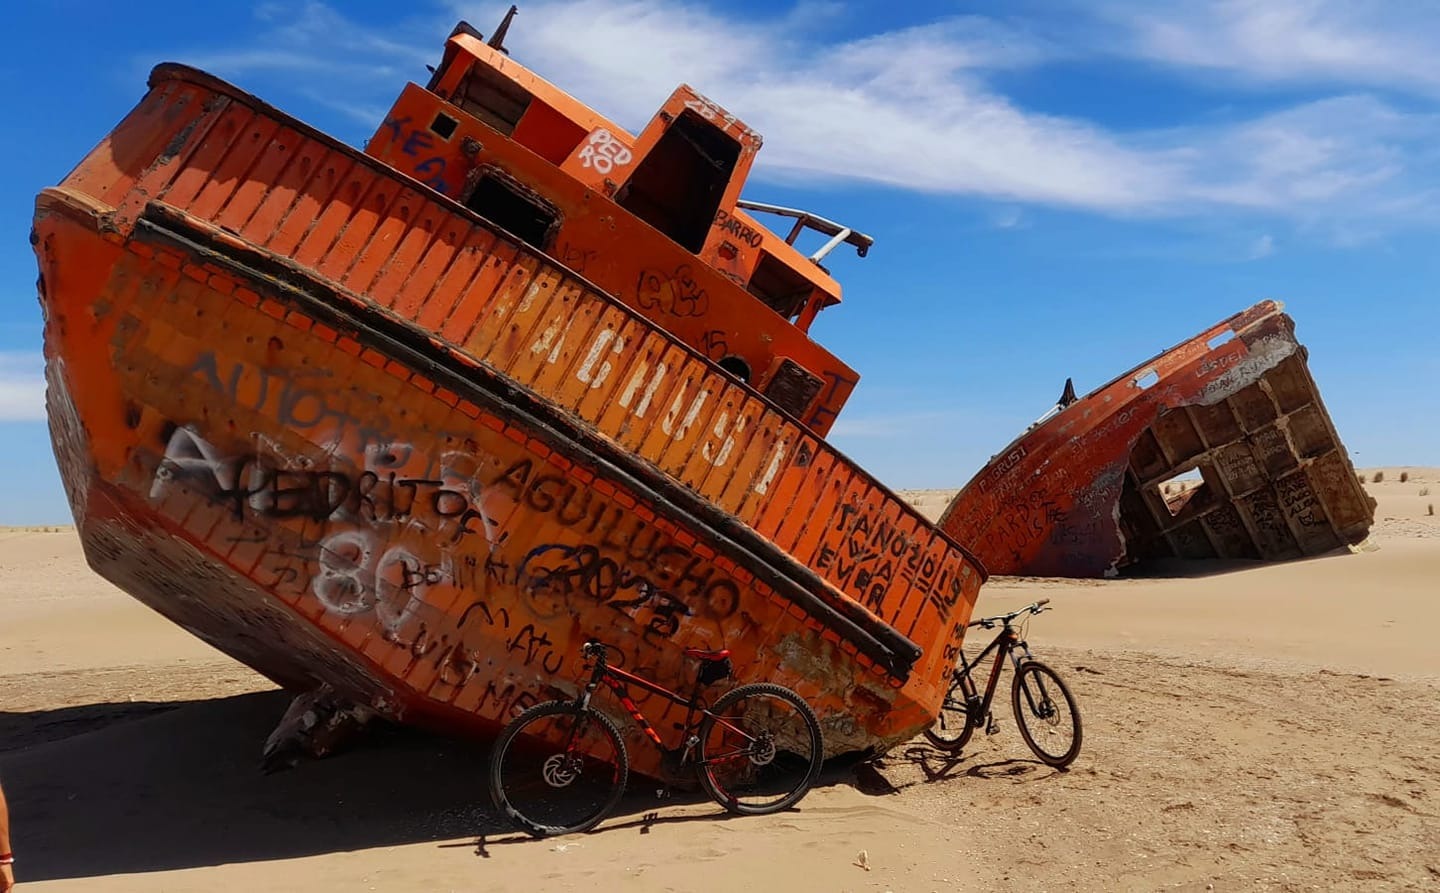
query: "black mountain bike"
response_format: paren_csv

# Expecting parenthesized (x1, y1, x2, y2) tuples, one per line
(489, 641, 824, 837)
(925, 599, 1082, 768)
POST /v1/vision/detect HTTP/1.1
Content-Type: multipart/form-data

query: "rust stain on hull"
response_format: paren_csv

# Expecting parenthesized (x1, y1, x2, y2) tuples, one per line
(34, 61, 987, 776)
(940, 302, 1374, 578)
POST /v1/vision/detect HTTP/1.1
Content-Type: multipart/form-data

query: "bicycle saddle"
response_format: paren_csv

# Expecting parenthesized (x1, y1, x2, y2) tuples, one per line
(683, 647, 731, 661)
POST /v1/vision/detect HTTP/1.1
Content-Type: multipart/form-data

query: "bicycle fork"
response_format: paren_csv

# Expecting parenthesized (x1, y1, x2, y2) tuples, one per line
(1010, 640, 1056, 720)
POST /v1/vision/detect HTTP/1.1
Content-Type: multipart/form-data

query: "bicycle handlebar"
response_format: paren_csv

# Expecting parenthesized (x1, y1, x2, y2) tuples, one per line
(969, 599, 1051, 629)
(581, 641, 611, 664)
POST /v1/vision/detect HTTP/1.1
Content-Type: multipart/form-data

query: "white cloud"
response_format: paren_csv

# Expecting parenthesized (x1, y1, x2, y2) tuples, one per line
(992, 207, 1027, 229)
(454, 1, 1179, 210)
(0, 351, 46, 422)
(1101, 0, 1440, 96)
(1247, 234, 1275, 260)
(158, 1, 1440, 228)
(177, 1, 436, 101)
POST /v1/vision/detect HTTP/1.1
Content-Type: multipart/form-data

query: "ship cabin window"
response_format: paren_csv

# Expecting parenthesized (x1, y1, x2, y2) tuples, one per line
(747, 251, 813, 320)
(454, 63, 532, 135)
(430, 112, 458, 140)
(617, 111, 740, 253)
(465, 169, 559, 250)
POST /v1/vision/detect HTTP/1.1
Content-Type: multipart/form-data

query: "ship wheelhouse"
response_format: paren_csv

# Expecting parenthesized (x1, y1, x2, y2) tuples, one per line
(365, 20, 872, 436)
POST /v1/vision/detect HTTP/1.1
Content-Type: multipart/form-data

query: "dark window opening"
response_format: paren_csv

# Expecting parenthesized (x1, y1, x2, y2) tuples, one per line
(464, 170, 558, 250)
(454, 63, 532, 135)
(430, 112, 458, 140)
(616, 111, 740, 253)
(747, 252, 812, 319)
(717, 355, 751, 383)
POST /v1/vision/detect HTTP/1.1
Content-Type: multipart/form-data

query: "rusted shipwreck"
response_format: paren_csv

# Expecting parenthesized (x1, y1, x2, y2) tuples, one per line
(940, 301, 1374, 578)
(33, 20, 986, 774)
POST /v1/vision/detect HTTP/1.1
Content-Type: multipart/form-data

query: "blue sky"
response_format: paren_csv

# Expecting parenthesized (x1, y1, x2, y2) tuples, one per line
(4, 0, 1438, 524)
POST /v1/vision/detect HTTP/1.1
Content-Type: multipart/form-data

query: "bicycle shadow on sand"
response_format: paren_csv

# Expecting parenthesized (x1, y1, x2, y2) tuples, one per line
(445, 757, 875, 855)
(865, 742, 1068, 791)
(454, 801, 748, 856)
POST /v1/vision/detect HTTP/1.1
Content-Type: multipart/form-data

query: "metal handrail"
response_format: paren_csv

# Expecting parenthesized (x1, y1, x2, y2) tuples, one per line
(736, 199, 874, 263)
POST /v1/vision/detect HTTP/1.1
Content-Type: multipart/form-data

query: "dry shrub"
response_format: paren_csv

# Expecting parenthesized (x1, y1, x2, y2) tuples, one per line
(1430, 504, 1435, 517)
(1400, 471, 1410, 483)
(1372, 471, 1385, 483)
(1421, 487, 1431, 497)
(1357, 473, 1366, 485)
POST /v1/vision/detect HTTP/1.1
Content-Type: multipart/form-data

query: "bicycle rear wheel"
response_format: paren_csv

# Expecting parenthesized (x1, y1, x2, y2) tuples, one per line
(696, 683, 823, 815)
(489, 700, 629, 837)
(923, 673, 975, 753)
(1010, 660, 1082, 768)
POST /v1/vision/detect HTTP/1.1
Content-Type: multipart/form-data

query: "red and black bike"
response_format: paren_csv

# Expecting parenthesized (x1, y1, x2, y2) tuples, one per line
(489, 641, 824, 837)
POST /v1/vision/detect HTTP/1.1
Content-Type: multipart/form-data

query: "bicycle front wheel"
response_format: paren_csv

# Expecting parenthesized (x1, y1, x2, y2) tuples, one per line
(697, 683, 823, 815)
(489, 700, 629, 837)
(923, 673, 975, 753)
(1011, 660, 1082, 768)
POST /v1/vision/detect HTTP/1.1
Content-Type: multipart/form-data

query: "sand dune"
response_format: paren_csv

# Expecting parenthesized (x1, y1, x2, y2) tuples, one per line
(1, 469, 1436, 890)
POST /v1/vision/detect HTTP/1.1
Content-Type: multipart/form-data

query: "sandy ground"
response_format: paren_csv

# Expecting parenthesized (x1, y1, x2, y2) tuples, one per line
(1, 469, 1436, 891)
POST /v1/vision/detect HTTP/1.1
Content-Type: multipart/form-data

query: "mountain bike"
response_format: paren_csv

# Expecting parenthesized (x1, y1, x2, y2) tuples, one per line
(489, 641, 824, 837)
(925, 599, 1082, 768)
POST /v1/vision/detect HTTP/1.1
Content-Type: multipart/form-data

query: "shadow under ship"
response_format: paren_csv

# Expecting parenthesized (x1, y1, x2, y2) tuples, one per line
(33, 19, 987, 774)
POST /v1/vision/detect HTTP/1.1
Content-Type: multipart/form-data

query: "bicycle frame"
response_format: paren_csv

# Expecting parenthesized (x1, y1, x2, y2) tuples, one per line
(574, 650, 749, 763)
(947, 622, 1037, 727)
(583, 662, 703, 749)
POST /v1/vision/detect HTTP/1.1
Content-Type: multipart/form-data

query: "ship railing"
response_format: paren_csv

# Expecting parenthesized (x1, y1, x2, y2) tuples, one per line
(736, 199, 874, 263)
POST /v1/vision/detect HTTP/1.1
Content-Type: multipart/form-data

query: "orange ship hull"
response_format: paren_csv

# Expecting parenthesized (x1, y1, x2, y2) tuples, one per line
(940, 302, 1373, 577)
(34, 66, 986, 775)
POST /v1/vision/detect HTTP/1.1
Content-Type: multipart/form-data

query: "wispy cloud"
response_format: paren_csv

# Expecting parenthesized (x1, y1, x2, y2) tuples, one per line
(170, 1, 440, 124)
(1100, 0, 1440, 96)
(0, 351, 45, 422)
(155, 1, 1440, 230)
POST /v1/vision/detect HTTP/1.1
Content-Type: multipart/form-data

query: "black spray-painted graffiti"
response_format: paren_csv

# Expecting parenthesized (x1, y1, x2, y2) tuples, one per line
(378, 113, 457, 195)
(712, 209, 763, 248)
(152, 421, 744, 675)
(186, 351, 399, 453)
(981, 486, 1068, 564)
(815, 503, 965, 614)
(636, 264, 710, 318)
(516, 544, 698, 639)
(806, 370, 857, 433)
(152, 424, 499, 543)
